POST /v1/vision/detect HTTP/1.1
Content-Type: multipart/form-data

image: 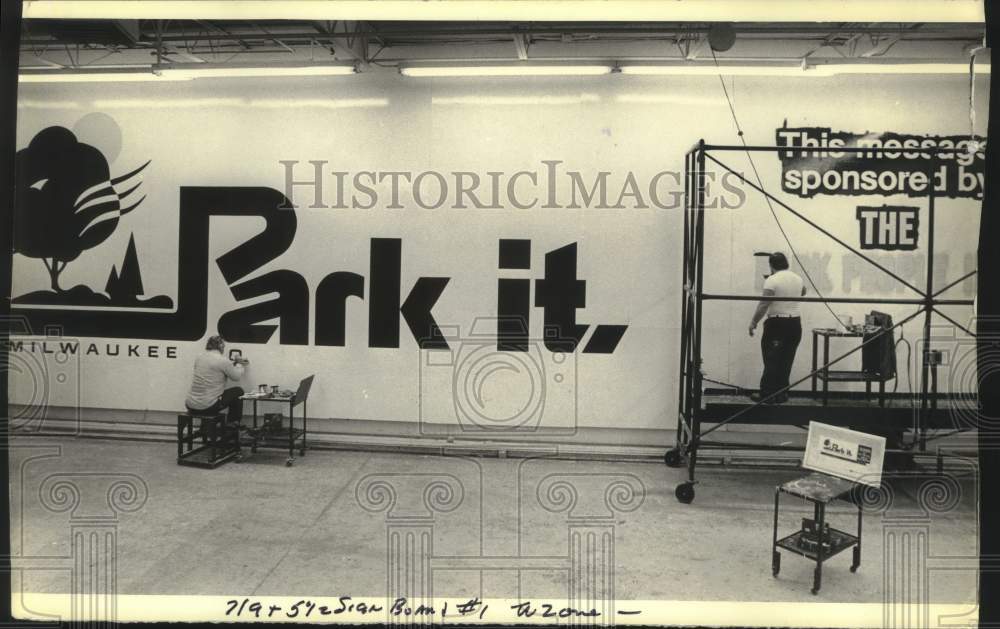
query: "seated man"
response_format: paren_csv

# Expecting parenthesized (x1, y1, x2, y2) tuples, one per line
(185, 335, 249, 422)
(748, 252, 806, 404)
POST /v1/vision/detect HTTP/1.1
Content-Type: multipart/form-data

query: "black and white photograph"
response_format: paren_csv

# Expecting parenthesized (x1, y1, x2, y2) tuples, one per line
(3, 0, 996, 626)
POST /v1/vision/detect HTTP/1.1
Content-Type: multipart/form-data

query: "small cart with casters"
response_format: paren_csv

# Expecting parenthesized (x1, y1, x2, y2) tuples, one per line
(772, 473, 861, 595)
(811, 325, 895, 407)
(771, 421, 885, 594)
(240, 375, 314, 466)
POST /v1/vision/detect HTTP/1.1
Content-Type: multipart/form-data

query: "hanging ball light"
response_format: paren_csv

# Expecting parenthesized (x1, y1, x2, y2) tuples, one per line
(708, 23, 737, 52)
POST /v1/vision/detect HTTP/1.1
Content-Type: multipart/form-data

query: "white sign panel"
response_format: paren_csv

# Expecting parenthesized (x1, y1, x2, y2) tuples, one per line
(802, 421, 886, 487)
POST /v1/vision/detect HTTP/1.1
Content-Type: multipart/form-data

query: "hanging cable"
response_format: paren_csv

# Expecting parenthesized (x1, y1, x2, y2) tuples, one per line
(969, 54, 977, 139)
(710, 49, 848, 330)
(884, 328, 913, 409)
(969, 35, 986, 143)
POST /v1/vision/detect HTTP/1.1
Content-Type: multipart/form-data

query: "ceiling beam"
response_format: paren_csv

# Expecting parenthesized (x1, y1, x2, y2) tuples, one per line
(860, 33, 902, 57)
(166, 48, 207, 63)
(20, 23, 987, 46)
(315, 20, 368, 63)
(684, 34, 706, 60)
(513, 31, 529, 59)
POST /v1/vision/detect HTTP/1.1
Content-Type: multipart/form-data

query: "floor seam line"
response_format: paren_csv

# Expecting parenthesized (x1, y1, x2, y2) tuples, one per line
(248, 451, 375, 596)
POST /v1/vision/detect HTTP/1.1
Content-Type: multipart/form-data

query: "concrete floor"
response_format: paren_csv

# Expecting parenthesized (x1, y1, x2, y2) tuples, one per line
(9, 435, 978, 605)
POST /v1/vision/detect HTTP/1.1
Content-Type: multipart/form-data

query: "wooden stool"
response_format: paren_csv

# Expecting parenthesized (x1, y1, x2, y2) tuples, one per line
(177, 410, 240, 468)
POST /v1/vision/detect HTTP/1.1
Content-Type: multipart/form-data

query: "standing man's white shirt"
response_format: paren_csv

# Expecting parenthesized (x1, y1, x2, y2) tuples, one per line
(763, 269, 804, 317)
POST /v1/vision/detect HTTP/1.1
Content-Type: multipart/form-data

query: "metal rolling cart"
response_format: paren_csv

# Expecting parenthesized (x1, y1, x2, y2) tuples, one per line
(811, 324, 895, 407)
(240, 375, 314, 466)
(772, 473, 861, 595)
(770, 421, 885, 595)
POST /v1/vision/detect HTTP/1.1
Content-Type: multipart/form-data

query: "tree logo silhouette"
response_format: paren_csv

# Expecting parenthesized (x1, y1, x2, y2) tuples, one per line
(14, 125, 170, 308)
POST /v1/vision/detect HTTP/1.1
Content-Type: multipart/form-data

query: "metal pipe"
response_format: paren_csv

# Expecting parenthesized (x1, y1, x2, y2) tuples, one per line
(704, 144, 984, 155)
(688, 140, 707, 482)
(932, 306, 976, 337)
(699, 293, 972, 305)
(676, 149, 692, 438)
(932, 269, 977, 298)
(919, 175, 936, 452)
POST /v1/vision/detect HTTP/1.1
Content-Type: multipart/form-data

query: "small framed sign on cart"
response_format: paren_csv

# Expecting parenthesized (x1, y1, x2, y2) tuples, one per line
(802, 421, 887, 487)
(771, 422, 887, 594)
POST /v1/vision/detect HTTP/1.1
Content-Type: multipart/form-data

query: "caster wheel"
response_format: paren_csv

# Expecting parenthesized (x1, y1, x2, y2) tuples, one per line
(811, 588, 819, 596)
(664, 448, 682, 468)
(286, 459, 294, 467)
(771, 553, 780, 577)
(675, 482, 695, 504)
(850, 565, 859, 573)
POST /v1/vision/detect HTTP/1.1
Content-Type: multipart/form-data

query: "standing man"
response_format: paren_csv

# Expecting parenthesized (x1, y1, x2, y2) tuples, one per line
(748, 252, 806, 403)
(185, 334, 249, 421)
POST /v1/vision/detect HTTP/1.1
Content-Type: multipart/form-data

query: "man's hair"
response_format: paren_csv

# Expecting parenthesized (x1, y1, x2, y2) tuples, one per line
(205, 335, 225, 351)
(769, 252, 790, 271)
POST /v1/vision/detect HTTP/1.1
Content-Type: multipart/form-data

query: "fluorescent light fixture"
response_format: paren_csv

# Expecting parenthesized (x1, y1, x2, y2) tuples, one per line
(813, 62, 991, 75)
(19, 69, 188, 83)
(19, 63, 357, 83)
(249, 98, 389, 109)
(16, 99, 82, 109)
(401, 64, 613, 77)
(160, 63, 357, 79)
(621, 63, 804, 77)
(433, 93, 600, 106)
(615, 93, 726, 106)
(92, 98, 246, 109)
(620, 61, 991, 77)
(87, 97, 386, 110)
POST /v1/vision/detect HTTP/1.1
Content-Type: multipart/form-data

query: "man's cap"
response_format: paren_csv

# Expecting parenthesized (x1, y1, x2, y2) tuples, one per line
(768, 251, 790, 270)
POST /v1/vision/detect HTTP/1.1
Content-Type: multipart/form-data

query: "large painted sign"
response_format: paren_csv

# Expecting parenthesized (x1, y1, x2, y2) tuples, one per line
(776, 126, 986, 199)
(8, 75, 983, 429)
(12, 127, 628, 353)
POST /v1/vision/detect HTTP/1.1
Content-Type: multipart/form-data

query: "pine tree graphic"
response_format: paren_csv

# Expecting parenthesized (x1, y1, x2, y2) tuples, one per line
(105, 234, 144, 303)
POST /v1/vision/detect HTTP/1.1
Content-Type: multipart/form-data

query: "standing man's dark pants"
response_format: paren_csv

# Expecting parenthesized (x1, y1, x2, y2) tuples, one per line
(186, 386, 245, 422)
(760, 317, 802, 399)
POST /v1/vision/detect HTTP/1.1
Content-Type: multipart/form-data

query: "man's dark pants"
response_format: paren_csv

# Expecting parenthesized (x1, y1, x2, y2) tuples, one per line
(760, 317, 802, 398)
(187, 386, 245, 422)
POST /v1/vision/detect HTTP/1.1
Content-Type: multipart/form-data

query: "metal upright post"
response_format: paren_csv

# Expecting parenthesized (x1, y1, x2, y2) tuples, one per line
(813, 501, 825, 595)
(668, 148, 699, 469)
(678, 150, 692, 441)
(679, 141, 707, 502)
(920, 171, 936, 453)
